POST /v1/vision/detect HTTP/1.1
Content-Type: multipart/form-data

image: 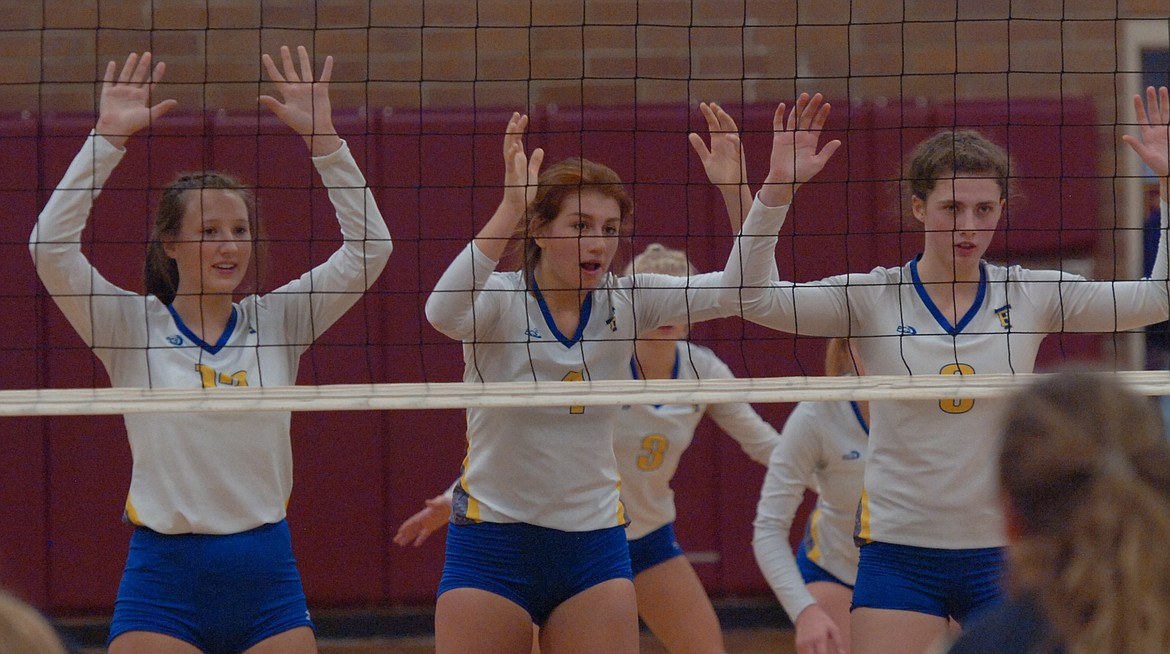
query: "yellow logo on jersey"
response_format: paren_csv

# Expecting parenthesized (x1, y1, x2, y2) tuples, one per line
(995, 304, 1012, 330)
(196, 364, 248, 388)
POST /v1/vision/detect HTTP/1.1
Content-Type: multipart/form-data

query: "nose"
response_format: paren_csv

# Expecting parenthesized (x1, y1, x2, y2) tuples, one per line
(955, 209, 979, 233)
(579, 231, 607, 252)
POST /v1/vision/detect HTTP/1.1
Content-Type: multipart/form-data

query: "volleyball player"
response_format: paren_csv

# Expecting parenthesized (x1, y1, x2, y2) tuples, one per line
(401, 246, 783, 654)
(753, 338, 868, 654)
(424, 110, 744, 653)
(30, 47, 391, 654)
(722, 89, 1170, 654)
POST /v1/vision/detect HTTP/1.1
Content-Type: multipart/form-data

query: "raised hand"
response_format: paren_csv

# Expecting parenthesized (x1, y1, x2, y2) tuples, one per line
(95, 52, 177, 150)
(760, 93, 842, 207)
(1122, 86, 1170, 195)
(501, 112, 545, 213)
(689, 102, 753, 230)
(689, 102, 748, 190)
(474, 112, 546, 261)
(259, 45, 339, 156)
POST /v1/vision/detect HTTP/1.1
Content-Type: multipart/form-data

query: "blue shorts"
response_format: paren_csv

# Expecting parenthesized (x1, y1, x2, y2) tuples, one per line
(796, 539, 852, 589)
(438, 521, 632, 627)
(109, 520, 313, 653)
(851, 541, 1004, 624)
(627, 523, 685, 577)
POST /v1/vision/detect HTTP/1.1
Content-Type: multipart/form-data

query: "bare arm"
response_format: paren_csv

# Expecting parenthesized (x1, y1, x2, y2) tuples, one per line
(473, 112, 545, 262)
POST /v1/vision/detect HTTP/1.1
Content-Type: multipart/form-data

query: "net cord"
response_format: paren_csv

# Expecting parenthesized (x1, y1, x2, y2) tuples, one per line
(4, 370, 1170, 416)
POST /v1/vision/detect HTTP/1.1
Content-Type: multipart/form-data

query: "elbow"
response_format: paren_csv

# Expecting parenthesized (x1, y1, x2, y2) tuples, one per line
(423, 292, 462, 340)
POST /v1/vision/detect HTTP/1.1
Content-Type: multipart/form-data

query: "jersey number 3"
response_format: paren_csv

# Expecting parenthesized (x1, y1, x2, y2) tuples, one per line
(637, 434, 668, 471)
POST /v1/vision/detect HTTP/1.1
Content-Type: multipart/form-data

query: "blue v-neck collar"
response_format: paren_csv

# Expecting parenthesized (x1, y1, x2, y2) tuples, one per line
(630, 346, 681, 409)
(909, 257, 987, 335)
(531, 275, 593, 347)
(849, 400, 870, 435)
(167, 303, 238, 354)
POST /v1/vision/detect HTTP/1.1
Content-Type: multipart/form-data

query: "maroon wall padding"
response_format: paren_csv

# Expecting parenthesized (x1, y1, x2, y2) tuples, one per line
(3, 97, 1116, 613)
(0, 115, 52, 609)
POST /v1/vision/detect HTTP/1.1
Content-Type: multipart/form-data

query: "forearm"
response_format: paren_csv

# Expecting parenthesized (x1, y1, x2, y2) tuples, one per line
(314, 140, 393, 280)
(473, 198, 526, 262)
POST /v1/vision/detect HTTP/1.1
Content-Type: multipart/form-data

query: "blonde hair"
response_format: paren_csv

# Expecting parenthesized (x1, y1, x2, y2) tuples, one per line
(0, 589, 68, 654)
(999, 371, 1170, 653)
(622, 243, 697, 277)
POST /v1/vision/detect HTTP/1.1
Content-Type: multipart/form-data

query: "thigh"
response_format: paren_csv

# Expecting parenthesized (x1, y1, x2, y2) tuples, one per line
(436, 587, 535, 654)
(851, 607, 949, 654)
(242, 626, 317, 654)
(541, 578, 638, 654)
(807, 581, 854, 651)
(633, 555, 725, 654)
(108, 631, 204, 654)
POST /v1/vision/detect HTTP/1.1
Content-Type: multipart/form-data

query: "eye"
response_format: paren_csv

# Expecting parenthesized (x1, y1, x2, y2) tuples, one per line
(203, 227, 217, 237)
(604, 225, 619, 236)
(574, 221, 589, 232)
(234, 226, 250, 237)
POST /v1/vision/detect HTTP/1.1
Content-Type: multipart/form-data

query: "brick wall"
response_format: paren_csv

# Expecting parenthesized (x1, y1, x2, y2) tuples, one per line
(3, 1, 1166, 116)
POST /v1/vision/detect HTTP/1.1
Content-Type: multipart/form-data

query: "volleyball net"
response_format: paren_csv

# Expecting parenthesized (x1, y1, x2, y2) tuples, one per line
(7, 5, 1170, 416)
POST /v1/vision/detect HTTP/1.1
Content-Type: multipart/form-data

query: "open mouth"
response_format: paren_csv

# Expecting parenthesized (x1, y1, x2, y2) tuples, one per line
(580, 262, 602, 273)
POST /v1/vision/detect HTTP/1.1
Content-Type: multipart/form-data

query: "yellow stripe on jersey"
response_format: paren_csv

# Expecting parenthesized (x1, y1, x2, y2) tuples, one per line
(856, 485, 872, 543)
(124, 496, 142, 526)
(615, 477, 627, 525)
(806, 508, 824, 563)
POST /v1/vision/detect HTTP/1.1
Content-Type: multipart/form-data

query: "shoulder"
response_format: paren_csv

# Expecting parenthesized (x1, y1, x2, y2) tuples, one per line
(998, 263, 1083, 283)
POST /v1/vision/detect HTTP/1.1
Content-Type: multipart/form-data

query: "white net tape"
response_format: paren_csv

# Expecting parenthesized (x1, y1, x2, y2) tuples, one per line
(5, 371, 1170, 416)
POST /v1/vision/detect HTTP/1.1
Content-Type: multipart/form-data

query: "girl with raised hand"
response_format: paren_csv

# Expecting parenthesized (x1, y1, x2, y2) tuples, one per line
(425, 110, 740, 654)
(723, 89, 1170, 654)
(30, 47, 391, 654)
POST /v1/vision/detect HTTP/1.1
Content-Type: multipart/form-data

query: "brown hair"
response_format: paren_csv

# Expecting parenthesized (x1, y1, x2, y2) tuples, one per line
(509, 157, 633, 277)
(907, 130, 1012, 201)
(999, 371, 1170, 653)
(144, 172, 261, 304)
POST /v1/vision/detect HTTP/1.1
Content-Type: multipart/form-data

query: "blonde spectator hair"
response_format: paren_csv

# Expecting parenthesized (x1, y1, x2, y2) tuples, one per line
(622, 243, 697, 277)
(999, 371, 1170, 654)
(0, 589, 68, 654)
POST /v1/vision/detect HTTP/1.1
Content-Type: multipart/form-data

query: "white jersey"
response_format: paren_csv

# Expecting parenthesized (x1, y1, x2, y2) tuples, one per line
(753, 400, 868, 622)
(728, 198, 1169, 549)
(614, 342, 780, 540)
(426, 243, 730, 532)
(30, 131, 392, 535)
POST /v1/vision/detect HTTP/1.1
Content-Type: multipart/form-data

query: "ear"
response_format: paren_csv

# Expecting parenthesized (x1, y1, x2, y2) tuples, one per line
(911, 195, 927, 224)
(161, 237, 178, 260)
